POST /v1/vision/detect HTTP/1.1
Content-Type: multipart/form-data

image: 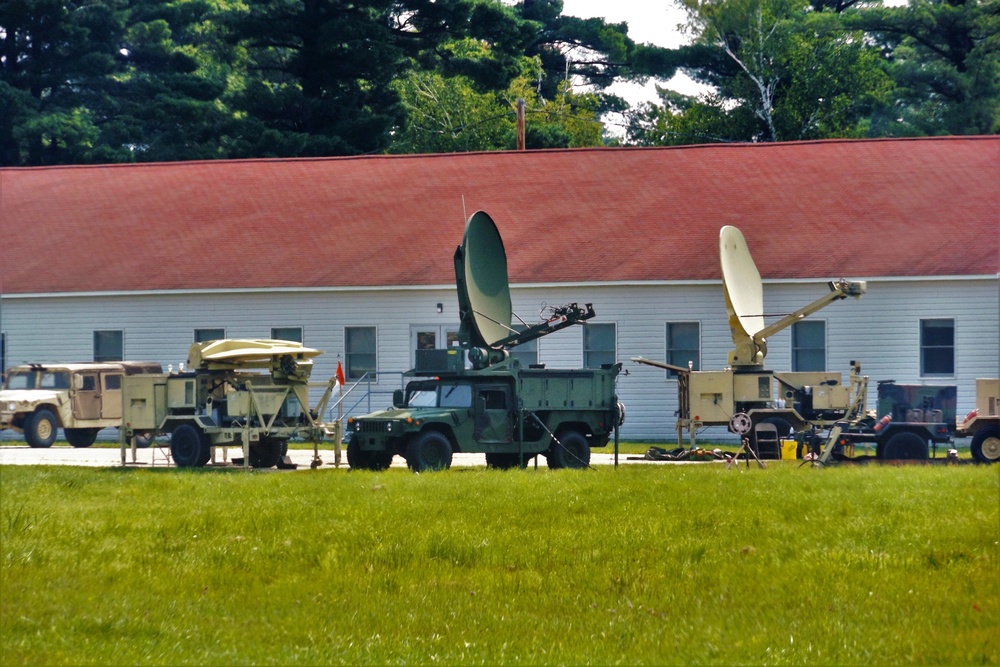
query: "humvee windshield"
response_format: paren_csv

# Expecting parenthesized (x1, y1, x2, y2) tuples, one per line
(4, 371, 71, 390)
(407, 383, 473, 409)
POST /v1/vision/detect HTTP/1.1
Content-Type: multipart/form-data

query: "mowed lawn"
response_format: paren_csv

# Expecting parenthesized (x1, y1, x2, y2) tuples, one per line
(1, 462, 996, 666)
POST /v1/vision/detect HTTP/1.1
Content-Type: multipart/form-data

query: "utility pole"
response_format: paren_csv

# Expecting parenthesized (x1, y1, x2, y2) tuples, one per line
(516, 98, 525, 150)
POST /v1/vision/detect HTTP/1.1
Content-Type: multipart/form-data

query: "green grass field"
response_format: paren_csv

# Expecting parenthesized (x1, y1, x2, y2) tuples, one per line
(1, 463, 996, 665)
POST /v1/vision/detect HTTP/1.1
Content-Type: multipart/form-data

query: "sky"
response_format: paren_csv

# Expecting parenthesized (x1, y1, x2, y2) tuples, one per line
(558, 0, 708, 105)
(561, 0, 691, 49)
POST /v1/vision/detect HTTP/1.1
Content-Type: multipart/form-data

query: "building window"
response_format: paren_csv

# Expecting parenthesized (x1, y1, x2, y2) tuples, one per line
(94, 330, 123, 362)
(194, 328, 225, 342)
(1, 333, 5, 376)
(921, 319, 954, 376)
(792, 321, 826, 372)
(345, 326, 377, 380)
(271, 327, 303, 343)
(509, 325, 539, 368)
(666, 322, 700, 377)
(584, 323, 616, 369)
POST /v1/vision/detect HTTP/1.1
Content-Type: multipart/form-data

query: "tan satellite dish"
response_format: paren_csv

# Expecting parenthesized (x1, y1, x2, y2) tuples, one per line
(189, 339, 322, 369)
(719, 225, 868, 368)
(720, 226, 766, 365)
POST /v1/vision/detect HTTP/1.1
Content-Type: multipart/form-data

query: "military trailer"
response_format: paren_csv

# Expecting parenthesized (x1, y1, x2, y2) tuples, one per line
(822, 380, 955, 460)
(120, 339, 338, 468)
(1, 361, 162, 447)
(346, 211, 624, 472)
(956, 378, 1000, 464)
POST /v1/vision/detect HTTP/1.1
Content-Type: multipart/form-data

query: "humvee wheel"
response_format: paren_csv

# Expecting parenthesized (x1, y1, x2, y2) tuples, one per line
(882, 431, 928, 461)
(971, 427, 1000, 464)
(405, 431, 453, 472)
(171, 424, 209, 468)
(346, 434, 393, 471)
(485, 453, 531, 469)
(547, 431, 590, 469)
(65, 428, 100, 448)
(25, 409, 58, 448)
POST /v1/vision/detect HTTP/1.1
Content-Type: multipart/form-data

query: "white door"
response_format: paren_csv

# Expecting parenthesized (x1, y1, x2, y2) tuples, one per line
(410, 325, 460, 367)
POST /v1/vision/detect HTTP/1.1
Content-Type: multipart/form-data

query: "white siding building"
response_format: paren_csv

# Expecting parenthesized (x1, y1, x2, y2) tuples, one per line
(2, 137, 998, 441)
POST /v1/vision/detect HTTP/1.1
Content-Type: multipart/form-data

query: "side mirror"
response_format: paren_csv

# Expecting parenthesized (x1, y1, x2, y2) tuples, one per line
(73, 375, 84, 389)
(392, 389, 404, 408)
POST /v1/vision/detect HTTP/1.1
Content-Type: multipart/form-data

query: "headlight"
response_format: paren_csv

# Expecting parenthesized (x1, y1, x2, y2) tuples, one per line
(4, 402, 14, 412)
(386, 423, 393, 432)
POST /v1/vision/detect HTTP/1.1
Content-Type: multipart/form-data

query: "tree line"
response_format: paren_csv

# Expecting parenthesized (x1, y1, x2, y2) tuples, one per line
(1, 0, 996, 165)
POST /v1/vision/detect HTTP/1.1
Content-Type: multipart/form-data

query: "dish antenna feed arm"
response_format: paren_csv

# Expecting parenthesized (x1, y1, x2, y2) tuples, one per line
(454, 211, 595, 370)
(720, 226, 866, 368)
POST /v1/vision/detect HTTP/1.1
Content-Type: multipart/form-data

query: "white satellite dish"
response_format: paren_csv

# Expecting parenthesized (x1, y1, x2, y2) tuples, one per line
(720, 226, 766, 365)
(719, 226, 868, 367)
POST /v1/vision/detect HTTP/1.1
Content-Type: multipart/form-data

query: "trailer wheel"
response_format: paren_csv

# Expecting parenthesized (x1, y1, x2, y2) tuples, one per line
(882, 431, 928, 461)
(25, 409, 58, 448)
(171, 424, 209, 468)
(250, 438, 284, 468)
(405, 431, 453, 472)
(547, 430, 590, 469)
(970, 427, 1000, 464)
(65, 428, 100, 448)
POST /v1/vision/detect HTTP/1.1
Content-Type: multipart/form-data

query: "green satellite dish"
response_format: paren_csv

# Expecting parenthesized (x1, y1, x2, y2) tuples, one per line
(455, 210, 513, 350)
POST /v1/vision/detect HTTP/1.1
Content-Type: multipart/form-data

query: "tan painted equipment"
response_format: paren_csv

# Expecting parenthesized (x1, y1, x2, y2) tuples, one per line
(635, 226, 869, 460)
(956, 378, 1000, 463)
(2, 361, 162, 447)
(120, 339, 341, 468)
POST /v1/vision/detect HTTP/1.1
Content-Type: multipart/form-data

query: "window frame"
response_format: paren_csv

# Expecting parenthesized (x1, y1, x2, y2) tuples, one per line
(345, 326, 378, 381)
(920, 318, 955, 377)
(194, 328, 226, 343)
(583, 322, 617, 369)
(93, 330, 124, 362)
(509, 324, 539, 368)
(665, 321, 701, 378)
(791, 320, 826, 372)
(271, 326, 303, 343)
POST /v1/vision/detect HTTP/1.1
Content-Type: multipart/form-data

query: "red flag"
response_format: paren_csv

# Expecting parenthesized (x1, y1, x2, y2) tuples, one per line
(336, 360, 346, 386)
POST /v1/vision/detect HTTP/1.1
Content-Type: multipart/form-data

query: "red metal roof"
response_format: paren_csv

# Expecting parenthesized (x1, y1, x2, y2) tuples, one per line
(1, 137, 997, 295)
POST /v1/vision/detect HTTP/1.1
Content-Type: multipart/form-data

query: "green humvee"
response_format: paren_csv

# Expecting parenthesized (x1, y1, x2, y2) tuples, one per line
(347, 211, 624, 472)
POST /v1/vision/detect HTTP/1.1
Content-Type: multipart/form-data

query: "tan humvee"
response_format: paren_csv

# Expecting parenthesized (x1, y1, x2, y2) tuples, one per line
(1, 362, 162, 447)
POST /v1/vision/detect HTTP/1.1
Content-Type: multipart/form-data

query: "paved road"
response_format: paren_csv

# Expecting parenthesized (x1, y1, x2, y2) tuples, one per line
(0, 444, 684, 469)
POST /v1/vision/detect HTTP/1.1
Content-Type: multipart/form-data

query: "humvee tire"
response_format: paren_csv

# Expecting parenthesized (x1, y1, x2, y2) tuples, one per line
(971, 426, 1000, 464)
(25, 409, 58, 448)
(405, 431, 453, 472)
(547, 430, 590, 469)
